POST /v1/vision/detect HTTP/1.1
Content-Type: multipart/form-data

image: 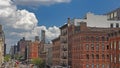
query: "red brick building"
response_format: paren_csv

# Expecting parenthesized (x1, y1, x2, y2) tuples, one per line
(52, 37, 61, 67)
(68, 22, 110, 68)
(29, 41, 39, 59)
(108, 29, 120, 68)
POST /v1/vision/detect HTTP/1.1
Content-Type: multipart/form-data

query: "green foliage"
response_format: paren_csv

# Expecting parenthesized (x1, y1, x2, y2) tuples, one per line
(4, 54, 11, 62)
(31, 58, 45, 68)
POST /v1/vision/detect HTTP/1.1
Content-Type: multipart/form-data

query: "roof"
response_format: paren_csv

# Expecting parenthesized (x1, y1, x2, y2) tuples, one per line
(59, 24, 68, 29)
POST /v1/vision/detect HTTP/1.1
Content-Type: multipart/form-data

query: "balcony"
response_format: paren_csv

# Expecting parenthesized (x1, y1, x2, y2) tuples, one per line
(61, 63, 67, 67)
(62, 56, 67, 59)
(63, 48, 67, 51)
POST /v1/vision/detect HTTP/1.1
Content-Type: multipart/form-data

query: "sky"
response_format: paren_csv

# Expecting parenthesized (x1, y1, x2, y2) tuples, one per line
(0, 0, 120, 53)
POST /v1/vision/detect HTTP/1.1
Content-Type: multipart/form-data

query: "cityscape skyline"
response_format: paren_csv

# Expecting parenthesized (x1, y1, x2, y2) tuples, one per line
(1, 0, 120, 53)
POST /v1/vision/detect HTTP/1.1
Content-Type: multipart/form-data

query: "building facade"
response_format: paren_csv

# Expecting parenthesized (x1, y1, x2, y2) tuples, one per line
(107, 8, 120, 20)
(52, 37, 61, 67)
(28, 36, 40, 60)
(108, 29, 120, 68)
(0, 24, 5, 65)
(60, 24, 69, 68)
(69, 22, 111, 68)
(17, 37, 31, 60)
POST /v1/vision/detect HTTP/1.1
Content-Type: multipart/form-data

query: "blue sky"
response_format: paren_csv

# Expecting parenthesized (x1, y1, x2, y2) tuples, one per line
(17, 0, 120, 27)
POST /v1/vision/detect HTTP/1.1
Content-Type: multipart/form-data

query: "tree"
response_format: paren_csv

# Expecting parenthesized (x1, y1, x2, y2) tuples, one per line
(4, 54, 11, 62)
(31, 58, 45, 68)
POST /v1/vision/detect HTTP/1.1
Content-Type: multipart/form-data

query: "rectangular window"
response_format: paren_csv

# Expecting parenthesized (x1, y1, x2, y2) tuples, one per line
(91, 44, 94, 50)
(111, 42, 112, 49)
(102, 44, 105, 50)
(114, 41, 116, 50)
(114, 56, 116, 63)
(119, 54, 120, 62)
(86, 64, 89, 68)
(96, 64, 99, 68)
(96, 44, 99, 51)
(107, 64, 109, 68)
(86, 44, 89, 50)
(111, 55, 112, 62)
(119, 41, 120, 50)
(92, 64, 94, 68)
(102, 64, 105, 68)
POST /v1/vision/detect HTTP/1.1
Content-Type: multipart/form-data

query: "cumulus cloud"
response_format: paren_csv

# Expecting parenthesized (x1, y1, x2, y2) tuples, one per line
(12, 0, 71, 6)
(0, 0, 60, 53)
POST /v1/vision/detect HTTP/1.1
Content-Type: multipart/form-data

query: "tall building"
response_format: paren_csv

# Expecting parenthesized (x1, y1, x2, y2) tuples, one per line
(69, 22, 111, 68)
(60, 24, 69, 68)
(45, 43, 53, 67)
(17, 37, 31, 60)
(9, 45, 17, 59)
(52, 37, 61, 67)
(0, 24, 5, 65)
(28, 36, 40, 60)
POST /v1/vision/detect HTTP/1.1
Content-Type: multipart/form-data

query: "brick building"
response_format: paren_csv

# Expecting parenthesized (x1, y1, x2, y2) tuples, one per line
(69, 21, 111, 68)
(108, 29, 120, 68)
(28, 36, 40, 60)
(17, 37, 31, 60)
(52, 37, 61, 67)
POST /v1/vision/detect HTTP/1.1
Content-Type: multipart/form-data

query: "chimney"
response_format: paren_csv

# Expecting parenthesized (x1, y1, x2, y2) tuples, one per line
(110, 23, 113, 28)
(22, 37, 25, 41)
(67, 18, 70, 24)
(116, 23, 119, 28)
(80, 21, 87, 31)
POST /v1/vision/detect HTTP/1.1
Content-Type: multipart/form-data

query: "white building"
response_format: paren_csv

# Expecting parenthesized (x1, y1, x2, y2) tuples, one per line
(71, 12, 120, 27)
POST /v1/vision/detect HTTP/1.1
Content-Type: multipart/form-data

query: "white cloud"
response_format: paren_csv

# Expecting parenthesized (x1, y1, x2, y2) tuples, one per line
(0, 0, 60, 53)
(12, 0, 71, 6)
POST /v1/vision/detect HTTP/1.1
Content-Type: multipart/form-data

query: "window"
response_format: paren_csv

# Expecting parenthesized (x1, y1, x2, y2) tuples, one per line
(114, 11, 117, 17)
(92, 54, 94, 59)
(119, 41, 120, 50)
(92, 64, 94, 68)
(119, 54, 120, 62)
(114, 41, 116, 50)
(114, 56, 116, 63)
(111, 13, 114, 18)
(107, 45, 109, 50)
(91, 36, 94, 42)
(86, 36, 89, 41)
(111, 42, 112, 49)
(102, 64, 105, 68)
(86, 44, 89, 50)
(86, 54, 89, 60)
(107, 54, 109, 59)
(102, 36, 105, 41)
(91, 44, 94, 50)
(96, 54, 99, 59)
(96, 44, 99, 51)
(107, 64, 109, 68)
(102, 44, 105, 50)
(96, 36, 99, 41)
(96, 64, 99, 68)
(111, 55, 112, 62)
(102, 54, 105, 59)
(86, 64, 89, 68)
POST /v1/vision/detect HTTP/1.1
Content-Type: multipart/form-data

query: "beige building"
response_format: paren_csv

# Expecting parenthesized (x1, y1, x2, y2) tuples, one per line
(0, 24, 5, 65)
